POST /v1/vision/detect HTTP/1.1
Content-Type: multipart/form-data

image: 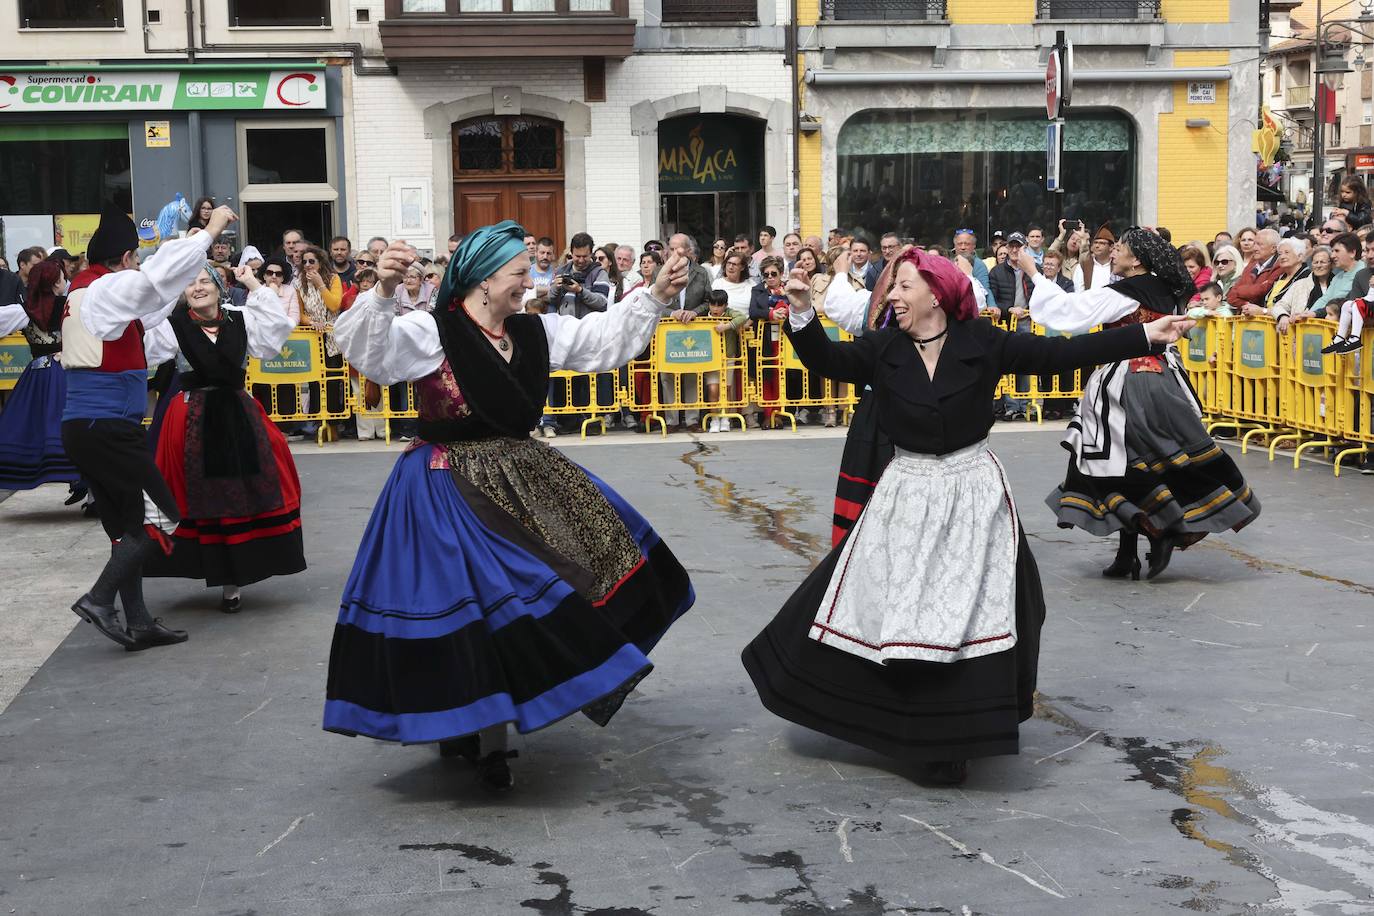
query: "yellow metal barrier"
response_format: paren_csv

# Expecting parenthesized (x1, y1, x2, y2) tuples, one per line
(1269, 319, 1345, 465)
(246, 329, 350, 446)
(778, 318, 859, 426)
(0, 332, 29, 392)
(634, 318, 746, 435)
(1179, 318, 1225, 421)
(1333, 336, 1374, 475)
(1216, 316, 1287, 452)
(546, 368, 622, 437)
(350, 374, 418, 445)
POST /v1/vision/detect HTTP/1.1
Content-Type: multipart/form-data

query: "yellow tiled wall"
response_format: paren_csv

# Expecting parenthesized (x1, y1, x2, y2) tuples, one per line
(1159, 0, 1230, 23)
(1157, 51, 1232, 240)
(946, 0, 1034, 23)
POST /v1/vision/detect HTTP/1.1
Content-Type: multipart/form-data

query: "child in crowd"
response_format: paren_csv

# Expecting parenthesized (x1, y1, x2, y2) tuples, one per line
(704, 289, 748, 432)
(1188, 281, 1234, 320)
(1322, 293, 1369, 355)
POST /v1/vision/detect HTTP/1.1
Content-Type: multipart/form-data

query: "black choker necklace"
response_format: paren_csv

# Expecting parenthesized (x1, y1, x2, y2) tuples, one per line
(914, 328, 947, 351)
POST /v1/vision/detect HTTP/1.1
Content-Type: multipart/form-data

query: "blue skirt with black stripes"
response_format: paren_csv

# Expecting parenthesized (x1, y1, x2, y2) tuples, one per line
(323, 439, 694, 745)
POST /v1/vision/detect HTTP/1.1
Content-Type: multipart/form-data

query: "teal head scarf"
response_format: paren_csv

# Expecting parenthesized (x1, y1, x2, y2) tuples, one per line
(435, 219, 529, 311)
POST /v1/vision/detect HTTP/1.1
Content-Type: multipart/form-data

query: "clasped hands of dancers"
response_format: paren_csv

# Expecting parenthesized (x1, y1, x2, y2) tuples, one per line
(46, 211, 1254, 791)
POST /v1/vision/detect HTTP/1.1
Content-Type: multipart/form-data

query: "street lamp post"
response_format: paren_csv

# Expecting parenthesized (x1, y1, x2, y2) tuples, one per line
(1314, 37, 1352, 221)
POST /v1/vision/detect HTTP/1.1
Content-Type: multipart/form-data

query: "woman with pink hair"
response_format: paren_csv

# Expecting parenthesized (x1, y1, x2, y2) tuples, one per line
(742, 250, 1193, 786)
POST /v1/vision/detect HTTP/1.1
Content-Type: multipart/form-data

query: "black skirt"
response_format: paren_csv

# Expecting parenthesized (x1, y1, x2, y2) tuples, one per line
(741, 528, 1047, 763)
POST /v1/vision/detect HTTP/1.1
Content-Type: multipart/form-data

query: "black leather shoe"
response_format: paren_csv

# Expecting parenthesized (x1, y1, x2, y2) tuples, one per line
(439, 735, 479, 762)
(64, 485, 88, 506)
(220, 594, 242, 614)
(1102, 556, 1142, 581)
(475, 750, 518, 793)
(1145, 534, 1178, 580)
(71, 595, 135, 648)
(915, 759, 968, 786)
(125, 619, 189, 652)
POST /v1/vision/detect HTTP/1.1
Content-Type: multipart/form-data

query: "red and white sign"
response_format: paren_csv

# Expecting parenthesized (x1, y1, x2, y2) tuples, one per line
(1355, 153, 1374, 171)
(1046, 49, 1062, 121)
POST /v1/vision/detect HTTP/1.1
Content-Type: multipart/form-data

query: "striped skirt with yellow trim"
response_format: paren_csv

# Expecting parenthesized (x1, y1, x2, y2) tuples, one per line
(1046, 368, 1260, 539)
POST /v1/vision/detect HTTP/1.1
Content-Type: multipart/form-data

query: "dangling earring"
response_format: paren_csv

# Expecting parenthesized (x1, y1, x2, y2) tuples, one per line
(481, 284, 489, 308)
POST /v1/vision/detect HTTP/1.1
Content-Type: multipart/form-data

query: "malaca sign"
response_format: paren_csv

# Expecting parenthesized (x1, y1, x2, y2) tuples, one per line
(0, 69, 325, 113)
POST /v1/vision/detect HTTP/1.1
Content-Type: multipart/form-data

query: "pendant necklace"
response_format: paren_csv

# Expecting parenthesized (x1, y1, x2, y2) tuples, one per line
(915, 328, 948, 351)
(462, 303, 510, 351)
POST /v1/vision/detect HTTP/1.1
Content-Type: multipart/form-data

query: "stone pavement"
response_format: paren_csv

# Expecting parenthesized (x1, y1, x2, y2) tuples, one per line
(1, 427, 1372, 915)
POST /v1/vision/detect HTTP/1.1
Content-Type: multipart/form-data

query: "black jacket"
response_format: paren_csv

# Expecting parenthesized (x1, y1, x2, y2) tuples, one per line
(986, 263, 1035, 317)
(0, 268, 24, 308)
(785, 315, 1154, 456)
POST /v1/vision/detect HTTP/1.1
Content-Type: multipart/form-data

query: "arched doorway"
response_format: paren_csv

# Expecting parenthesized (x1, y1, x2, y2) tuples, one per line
(657, 114, 765, 258)
(452, 115, 565, 251)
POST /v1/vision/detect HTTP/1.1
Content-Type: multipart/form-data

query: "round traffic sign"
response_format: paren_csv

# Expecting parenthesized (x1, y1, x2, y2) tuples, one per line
(1046, 48, 1061, 120)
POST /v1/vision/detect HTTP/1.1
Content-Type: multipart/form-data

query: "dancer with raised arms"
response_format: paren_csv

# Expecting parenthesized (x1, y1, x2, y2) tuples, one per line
(323, 221, 695, 792)
(743, 249, 1194, 785)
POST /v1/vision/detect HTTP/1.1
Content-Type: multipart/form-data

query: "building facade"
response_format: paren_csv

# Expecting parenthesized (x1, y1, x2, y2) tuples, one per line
(1, 0, 1263, 262)
(795, 0, 1260, 245)
(349, 0, 793, 256)
(0, 1, 375, 258)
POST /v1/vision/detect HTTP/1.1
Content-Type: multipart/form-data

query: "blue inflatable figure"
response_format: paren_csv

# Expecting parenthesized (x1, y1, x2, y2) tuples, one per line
(155, 193, 191, 239)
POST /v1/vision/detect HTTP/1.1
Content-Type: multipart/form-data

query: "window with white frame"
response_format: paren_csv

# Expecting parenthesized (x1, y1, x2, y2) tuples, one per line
(236, 119, 339, 255)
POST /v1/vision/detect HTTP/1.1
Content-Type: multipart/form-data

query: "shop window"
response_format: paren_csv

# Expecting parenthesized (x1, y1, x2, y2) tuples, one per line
(19, 0, 123, 27)
(837, 109, 1135, 246)
(245, 127, 329, 184)
(229, 0, 330, 26)
(0, 123, 131, 215)
(237, 120, 338, 256)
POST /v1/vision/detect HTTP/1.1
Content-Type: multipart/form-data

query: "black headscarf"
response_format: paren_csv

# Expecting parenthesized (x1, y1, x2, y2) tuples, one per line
(1121, 227, 1193, 309)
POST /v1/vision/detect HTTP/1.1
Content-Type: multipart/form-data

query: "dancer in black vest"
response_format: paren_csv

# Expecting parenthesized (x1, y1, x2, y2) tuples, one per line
(142, 262, 302, 611)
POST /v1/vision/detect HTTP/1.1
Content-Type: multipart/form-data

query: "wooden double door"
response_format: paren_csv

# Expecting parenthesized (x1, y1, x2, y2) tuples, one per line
(452, 115, 565, 253)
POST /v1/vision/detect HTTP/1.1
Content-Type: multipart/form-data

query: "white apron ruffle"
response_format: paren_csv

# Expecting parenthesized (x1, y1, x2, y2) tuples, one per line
(810, 440, 1019, 665)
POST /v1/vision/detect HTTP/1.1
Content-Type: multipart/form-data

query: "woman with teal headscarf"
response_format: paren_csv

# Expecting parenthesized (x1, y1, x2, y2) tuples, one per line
(324, 222, 696, 792)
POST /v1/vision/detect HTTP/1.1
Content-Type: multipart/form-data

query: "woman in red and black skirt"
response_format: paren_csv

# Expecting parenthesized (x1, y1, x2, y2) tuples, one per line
(143, 261, 304, 612)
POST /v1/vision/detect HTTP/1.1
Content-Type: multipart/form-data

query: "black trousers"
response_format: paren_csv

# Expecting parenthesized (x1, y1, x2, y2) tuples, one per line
(62, 418, 180, 542)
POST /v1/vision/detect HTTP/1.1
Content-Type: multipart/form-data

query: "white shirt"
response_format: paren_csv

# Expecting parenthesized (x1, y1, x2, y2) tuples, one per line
(333, 285, 671, 385)
(711, 276, 755, 311)
(1028, 272, 1137, 332)
(1072, 256, 1115, 294)
(0, 303, 29, 336)
(76, 232, 214, 341)
(143, 286, 296, 366)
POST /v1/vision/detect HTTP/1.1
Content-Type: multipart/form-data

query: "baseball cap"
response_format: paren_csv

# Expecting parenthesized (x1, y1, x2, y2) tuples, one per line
(991, 229, 1006, 239)
(1007, 232, 1028, 246)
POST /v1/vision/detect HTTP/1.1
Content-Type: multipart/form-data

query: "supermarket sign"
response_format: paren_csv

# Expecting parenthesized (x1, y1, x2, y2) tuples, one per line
(0, 69, 325, 113)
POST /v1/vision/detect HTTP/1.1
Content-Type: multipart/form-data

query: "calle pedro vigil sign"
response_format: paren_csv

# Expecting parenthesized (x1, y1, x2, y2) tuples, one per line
(0, 69, 325, 113)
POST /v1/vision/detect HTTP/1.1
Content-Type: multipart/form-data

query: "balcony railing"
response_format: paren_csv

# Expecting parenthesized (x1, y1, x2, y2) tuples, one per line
(661, 0, 757, 21)
(1284, 84, 1312, 108)
(1037, 0, 1160, 19)
(821, 0, 946, 20)
(388, 0, 624, 13)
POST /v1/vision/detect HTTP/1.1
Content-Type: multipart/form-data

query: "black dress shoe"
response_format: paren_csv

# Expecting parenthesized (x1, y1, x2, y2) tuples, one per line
(475, 750, 518, 792)
(1145, 533, 1178, 580)
(125, 620, 189, 652)
(915, 759, 968, 786)
(71, 595, 135, 648)
(1102, 556, 1142, 580)
(64, 485, 89, 506)
(220, 594, 242, 614)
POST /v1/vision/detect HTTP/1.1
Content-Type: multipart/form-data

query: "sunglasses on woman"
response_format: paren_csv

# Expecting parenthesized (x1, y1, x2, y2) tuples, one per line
(714, 243, 727, 250)
(264, 269, 283, 277)
(1214, 258, 1233, 265)
(302, 258, 318, 266)
(763, 270, 780, 278)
